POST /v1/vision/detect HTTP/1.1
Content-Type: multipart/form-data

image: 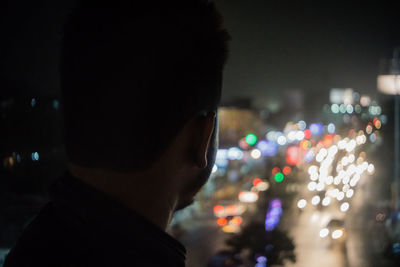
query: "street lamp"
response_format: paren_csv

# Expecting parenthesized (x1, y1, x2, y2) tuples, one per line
(377, 47, 400, 211)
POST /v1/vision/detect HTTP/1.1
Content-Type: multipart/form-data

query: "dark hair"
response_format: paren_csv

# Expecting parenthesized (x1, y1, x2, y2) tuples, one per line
(60, 0, 229, 172)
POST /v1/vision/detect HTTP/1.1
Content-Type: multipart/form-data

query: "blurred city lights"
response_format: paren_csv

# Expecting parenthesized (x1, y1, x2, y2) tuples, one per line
(311, 195, 320, 205)
(346, 189, 354, 198)
(253, 178, 262, 186)
(245, 134, 258, 146)
(222, 225, 240, 233)
(331, 104, 339, 113)
(250, 149, 262, 159)
(31, 152, 39, 161)
(256, 140, 278, 156)
(331, 229, 344, 239)
(309, 123, 323, 135)
(322, 197, 331, 206)
(265, 199, 282, 231)
(340, 202, 350, 212)
(286, 146, 300, 165)
(303, 129, 312, 139)
(367, 163, 375, 174)
(239, 138, 251, 150)
(227, 147, 243, 160)
(277, 135, 287, 145)
(212, 164, 218, 173)
(229, 216, 243, 226)
(213, 205, 225, 217)
(272, 167, 281, 176)
(216, 149, 229, 168)
(327, 123, 336, 134)
(297, 199, 307, 209)
(256, 255, 267, 264)
(337, 191, 345, 201)
(295, 131, 305, 141)
(282, 166, 292, 175)
(298, 120, 307, 130)
(30, 97, 37, 107)
(274, 172, 284, 183)
(308, 182, 317, 191)
(256, 181, 270, 191)
(238, 191, 259, 203)
(217, 217, 228, 226)
(319, 228, 329, 238)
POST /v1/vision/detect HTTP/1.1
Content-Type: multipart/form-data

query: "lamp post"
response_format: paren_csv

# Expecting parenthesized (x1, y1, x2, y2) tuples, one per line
(377, 47, 400, 211)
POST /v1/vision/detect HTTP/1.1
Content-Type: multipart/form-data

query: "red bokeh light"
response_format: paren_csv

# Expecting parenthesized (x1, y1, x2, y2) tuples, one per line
(282, 166, 292, 175)
(272, 167, 281, 176)
(286, 146, 300, 165)
(217, 217, 228, 226)
(253, 178, 262, 186)
(304, 129, 312, 139)
(213, 205, 224, 214)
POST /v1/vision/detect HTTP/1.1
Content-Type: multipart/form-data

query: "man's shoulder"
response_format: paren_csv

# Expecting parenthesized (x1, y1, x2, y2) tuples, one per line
(3, 202, 185, 267)
(4, 203, 88, 267)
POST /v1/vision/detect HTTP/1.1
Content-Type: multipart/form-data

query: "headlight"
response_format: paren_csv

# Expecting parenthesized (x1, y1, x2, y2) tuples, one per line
(331, 229, 344, 239)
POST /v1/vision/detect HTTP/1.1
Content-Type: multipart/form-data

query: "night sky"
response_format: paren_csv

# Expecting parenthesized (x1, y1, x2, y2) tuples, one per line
(1, 1, 399, 102)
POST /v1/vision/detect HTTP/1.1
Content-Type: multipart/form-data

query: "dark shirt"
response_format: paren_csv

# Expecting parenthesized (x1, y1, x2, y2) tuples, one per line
(4, 172, 186, 267)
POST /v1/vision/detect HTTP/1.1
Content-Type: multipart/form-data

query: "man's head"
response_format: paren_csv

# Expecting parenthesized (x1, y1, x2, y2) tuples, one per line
(60, 0, 229, 211)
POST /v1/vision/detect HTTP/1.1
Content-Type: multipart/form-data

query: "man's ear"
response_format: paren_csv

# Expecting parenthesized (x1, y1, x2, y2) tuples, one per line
(195, 112, 216, 169)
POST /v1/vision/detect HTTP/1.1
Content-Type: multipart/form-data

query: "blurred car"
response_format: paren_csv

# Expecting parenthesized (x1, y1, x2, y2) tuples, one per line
(319, 218, 346, 248)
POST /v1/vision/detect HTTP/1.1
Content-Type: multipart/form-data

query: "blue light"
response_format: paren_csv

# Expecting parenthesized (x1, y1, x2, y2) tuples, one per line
(256, 256, 267, 263)
(30, 98, 37, 107)
(227, 147, 243, 160)
(31, 152, 39, 161)
(309, 123, 323, 135)
(256, 140, 278, 157)
(265, 199, 282, 231)
(346, 105, 354, 114)
(327, 123, 335, 134)
(53, 100, 60, 110)
(16, 154, 21, 163)
(331, 104, 339, 113)
(216, 149, 229, 168)
(304, 150, 315, 163)
(298, 120, 306, 130)
(369, 133, 376, 143)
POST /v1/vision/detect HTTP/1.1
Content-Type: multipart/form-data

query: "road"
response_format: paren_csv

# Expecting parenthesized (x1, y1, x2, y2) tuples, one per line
(284, 207, 347, 267)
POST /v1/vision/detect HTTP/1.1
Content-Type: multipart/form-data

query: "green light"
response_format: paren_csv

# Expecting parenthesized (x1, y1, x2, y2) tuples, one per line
(245, 134, 257, 146)
(274, 172, 284, 183)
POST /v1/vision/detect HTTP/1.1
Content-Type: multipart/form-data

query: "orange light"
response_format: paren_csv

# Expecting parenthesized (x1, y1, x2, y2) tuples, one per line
(217, 217, 228, 226)
(282, 166, 292, 175)
(272, 167, 281, 176)
(230, 216, 243, 226)
(213, 205, 224, 214)
(300, 140, 311, 150)
(253, 178, 262, 186)
(323, 134, 333, 147)
(374, 120, 381, 129)
(225, 205, 237, 215)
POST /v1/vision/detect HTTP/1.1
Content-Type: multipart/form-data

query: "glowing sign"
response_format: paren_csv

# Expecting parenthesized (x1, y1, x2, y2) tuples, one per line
(265, 199, 282, 231)
(286, 146, 300, 165)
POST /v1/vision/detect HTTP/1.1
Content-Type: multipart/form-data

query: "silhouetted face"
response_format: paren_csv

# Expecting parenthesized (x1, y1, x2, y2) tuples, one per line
(175, 115, 219, 211)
